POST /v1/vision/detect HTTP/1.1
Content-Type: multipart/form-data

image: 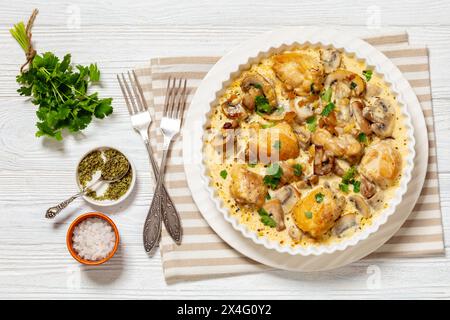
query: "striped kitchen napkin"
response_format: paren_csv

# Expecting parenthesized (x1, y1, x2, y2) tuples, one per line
(135, 32, 444, 284)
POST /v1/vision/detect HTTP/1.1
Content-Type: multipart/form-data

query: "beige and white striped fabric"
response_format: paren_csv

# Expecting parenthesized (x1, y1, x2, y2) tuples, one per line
(135, 33, 444, 283)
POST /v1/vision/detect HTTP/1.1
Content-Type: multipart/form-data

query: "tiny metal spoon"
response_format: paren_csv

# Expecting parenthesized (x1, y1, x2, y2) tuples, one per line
(45, 160, 129, 219)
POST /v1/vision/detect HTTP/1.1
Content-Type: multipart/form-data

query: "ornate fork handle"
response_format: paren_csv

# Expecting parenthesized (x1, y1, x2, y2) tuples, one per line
(143, 186, 163, 252)
(45, 191, 84, 219)
(143, 141, 182, 252)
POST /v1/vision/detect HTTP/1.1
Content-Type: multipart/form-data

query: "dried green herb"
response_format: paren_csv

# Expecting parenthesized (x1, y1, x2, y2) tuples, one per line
(78, 148, 132, 201)
(78, 150, 103, 186)
(101, 150, 129, 181)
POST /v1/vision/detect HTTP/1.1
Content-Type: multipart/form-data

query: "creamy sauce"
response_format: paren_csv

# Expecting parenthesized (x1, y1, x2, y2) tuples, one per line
(204, 47, 410, 248)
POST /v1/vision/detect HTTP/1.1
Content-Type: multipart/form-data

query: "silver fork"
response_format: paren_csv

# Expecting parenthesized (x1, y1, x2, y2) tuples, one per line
(117, 71, 183, 251)
(143, 77, 187, 253)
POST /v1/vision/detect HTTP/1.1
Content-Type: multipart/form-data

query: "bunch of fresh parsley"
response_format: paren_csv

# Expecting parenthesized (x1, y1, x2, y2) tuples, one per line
(11, 17, 113, 140)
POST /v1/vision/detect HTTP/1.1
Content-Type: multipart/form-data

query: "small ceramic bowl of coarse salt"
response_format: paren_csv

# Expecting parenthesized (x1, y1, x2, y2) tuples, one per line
(67, 212, 119, 265)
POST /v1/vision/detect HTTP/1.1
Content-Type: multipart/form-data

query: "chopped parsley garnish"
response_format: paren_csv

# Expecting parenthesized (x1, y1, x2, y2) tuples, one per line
(258, 208, 277, 228)
(315, 192, 325, 203)
(255, 95, 273, 114)
(350, 81, 357, 89)
(247, 163, 257, 168)
(261, 122, 275, 129)
(321, 87, 332, 103)
(304, 211, 313, 219)
(306, 116, 317, 132)
(340, 166, 360, 193)
(263, 163, 283, 189)
(273, 140, 281, 150)
(363, 70, 373, 82)
(253, 83, 263, 89)
(220, 170, 228, 179)
(265, 193, 271, 200)
(352, 180, 361, 193)
(339, 183, 350, 193)
(357, 132, 367, 143)
(293, 163, 302, 176)
(342, 166, 357, 184)
(321, 102, 335, 117)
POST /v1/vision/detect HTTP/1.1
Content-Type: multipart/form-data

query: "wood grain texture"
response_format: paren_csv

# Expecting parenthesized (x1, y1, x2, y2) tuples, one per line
(0, 0, 449, 299)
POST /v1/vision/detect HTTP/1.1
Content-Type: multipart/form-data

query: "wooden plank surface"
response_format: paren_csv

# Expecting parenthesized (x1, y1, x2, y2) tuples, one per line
(0, 0, 449, 299)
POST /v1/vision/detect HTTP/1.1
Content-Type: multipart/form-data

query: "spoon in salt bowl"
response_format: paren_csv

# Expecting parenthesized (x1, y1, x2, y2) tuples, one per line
(45, 159, 130, 219)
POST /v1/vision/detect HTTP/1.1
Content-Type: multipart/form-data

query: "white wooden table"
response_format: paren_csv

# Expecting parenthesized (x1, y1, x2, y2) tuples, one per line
(1, 0, 449, 299)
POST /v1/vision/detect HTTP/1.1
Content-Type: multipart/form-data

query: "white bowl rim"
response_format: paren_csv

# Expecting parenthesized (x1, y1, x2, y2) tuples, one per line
(75, 145, 137, 207)
(197, 27, 416, 256)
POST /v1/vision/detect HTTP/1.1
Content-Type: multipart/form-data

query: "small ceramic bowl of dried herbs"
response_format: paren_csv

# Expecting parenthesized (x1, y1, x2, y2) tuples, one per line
(76, 146, 136, 207)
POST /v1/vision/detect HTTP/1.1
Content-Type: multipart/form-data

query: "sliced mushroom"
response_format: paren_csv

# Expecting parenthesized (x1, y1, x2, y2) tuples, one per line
(288, 225, 303, 241)
(332, 213, 357, 237)
(221, 100, 247, 120)
(321, 49, 341, 73)
(350, 100, 372, 135)
(271, 184, 300, 213)
(333, 159, 351, 177)
(314, 146, 334, 176)
(360, 175, 377, 199)
(241, 73, 277, 109)
(362, 98, 395, 138)
(241, 87, 260, 111)
(349, 195, 372, 218)
(294, 125, 311, 149)
(325, 69, 366, 97)
(262, 199, 286, 231)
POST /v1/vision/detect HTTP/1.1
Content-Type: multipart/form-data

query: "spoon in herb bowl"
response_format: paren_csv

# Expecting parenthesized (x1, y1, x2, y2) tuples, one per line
(45, 159, 130, 219)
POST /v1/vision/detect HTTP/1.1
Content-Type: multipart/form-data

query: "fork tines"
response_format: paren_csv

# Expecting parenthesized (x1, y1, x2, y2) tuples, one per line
(117, 71, 148, 115)
(164, 77, 187, 120)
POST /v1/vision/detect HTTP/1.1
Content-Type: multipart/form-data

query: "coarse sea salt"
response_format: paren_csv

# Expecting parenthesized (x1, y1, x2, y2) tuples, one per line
(72, 217, 116, 261)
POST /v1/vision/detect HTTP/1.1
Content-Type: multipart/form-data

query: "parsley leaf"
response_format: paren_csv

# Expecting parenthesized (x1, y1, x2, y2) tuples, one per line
(258, 208, 277, 228)
(352, 180, 361, 193)
(363, 70, 373, 82)
(304, 211, 313, 219)
(315, 192, 324, 203)
(321, 102, 335, 117)
(261, 122, 275, 129)
(306, 116, 317, 132)
(339, 183, 349, 193)
(12, 50, 112, 140)
(321, 87, 332, 102)
(350, 81, 357, 89)
(255, 95, 273, 114)
(263, 163, 283, 189)
(220, 170, 228, 179)
(342, 166, 357, 184)
(357, 132, 367, 143)
(293, 163, 302, 176)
